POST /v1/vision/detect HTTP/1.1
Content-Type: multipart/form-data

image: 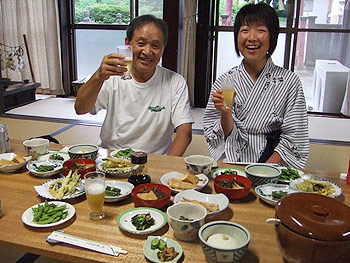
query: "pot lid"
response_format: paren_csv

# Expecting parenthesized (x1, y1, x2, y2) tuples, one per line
(275, 192, 350, 242)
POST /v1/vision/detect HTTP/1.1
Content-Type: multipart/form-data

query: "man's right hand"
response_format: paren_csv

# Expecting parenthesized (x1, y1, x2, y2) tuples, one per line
(96, 53, 129, 81)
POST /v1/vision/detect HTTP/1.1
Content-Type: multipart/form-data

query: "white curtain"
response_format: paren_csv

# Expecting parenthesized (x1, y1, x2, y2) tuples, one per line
(0, 0, 64, 95)
(181, 0, 197, 106)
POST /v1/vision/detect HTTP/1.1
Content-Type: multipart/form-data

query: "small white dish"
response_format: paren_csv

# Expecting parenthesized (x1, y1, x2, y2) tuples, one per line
(0, 153, 32, 172)
(255, 183, 300, 206)
(173, 189, 229, 215)
(117, 207, 167, 235)
(289, 177, 342, 198)
(34, 178, 85, 200)
(22, 201, 75, 228)
(110, 148, 143, 160)
(211, 167, 246, 179)
(37, 152, 70, 162)
(105, 180, 134, 202)
(143, 236, 183, 263)
(159, 171, 209, 193)
(27, 160, 63, 178)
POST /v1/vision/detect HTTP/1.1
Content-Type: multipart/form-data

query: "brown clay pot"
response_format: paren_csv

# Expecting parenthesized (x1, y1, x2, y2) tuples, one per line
(273, 192, 350, 263)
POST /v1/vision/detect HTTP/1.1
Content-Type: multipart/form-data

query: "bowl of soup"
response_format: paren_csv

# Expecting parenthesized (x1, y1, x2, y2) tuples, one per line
(68, 144, 98, 161)
(245, 164, 281, 187)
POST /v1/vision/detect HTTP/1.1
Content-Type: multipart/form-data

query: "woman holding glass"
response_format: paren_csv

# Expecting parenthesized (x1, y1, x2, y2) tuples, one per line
(203, 3, 309, 169)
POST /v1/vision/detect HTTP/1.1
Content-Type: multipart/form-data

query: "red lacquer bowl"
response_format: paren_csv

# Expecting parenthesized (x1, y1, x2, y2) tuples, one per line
(131, 183, 171, 209)
(214, 174, 251, 200)
(63, 158, 96, 178)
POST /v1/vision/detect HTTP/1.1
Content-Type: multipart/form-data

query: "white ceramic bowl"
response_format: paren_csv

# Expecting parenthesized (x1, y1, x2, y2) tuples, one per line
(167, 202, 207, 241)
(184, 155, 214, 175)
(245, 164, 281, 187)
(23, 138, 49, 160)
(68, 144, 98, 160)
(198, 221, 250, 263)
(0, 153, 32, 172)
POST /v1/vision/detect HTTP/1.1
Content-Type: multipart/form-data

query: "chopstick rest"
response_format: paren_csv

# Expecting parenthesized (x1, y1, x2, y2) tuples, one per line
(46, 230, 127, 257)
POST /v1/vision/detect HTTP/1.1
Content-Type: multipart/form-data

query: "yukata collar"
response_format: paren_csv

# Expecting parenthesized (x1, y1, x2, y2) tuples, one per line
(239, 57, 274, 82)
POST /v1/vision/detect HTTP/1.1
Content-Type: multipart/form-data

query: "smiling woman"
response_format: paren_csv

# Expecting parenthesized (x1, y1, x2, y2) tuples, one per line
(203, 3, 309, 169)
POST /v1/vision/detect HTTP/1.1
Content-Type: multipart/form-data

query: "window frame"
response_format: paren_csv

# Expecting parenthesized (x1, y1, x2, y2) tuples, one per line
(58, 0, 179, 96)
(195, 0, 350, 116)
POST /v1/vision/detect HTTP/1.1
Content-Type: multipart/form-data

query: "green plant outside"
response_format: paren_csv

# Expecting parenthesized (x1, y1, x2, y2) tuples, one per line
(74, 0, 162, 24)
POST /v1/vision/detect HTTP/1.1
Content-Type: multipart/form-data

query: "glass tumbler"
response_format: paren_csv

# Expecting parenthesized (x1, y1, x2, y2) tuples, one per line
(117, 45, 133, 80)
(84, 171, 105, 220)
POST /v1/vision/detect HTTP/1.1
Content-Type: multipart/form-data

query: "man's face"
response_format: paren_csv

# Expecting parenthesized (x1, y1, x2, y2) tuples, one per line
(126, 22, 165, 78)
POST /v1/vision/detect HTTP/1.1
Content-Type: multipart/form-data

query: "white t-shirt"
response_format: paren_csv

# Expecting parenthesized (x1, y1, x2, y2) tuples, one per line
(93, 66, 194, 154)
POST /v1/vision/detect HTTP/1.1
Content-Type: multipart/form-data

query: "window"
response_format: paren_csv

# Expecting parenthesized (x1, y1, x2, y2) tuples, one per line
(62, 0, 164, 82)
(197, 0, 350, 115)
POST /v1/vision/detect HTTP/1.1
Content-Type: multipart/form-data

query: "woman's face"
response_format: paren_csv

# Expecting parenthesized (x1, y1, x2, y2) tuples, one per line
(238, 22, 270, 65)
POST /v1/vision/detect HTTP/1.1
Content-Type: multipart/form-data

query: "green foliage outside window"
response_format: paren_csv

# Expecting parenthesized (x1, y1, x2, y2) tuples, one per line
(74, 0, 130, 24)
(89, 4, 129, 24)
(218, 0, 287, 26)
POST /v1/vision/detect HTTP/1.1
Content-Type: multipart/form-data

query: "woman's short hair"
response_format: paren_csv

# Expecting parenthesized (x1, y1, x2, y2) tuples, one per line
(233, 3, 279, 57)
(126, 15, 168, 46)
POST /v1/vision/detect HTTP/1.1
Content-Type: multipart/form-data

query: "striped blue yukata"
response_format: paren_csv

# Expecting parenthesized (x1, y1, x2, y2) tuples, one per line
(203, 58, 309, 169)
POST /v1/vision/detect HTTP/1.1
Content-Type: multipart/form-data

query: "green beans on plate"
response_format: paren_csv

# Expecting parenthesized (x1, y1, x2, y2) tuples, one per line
(280, 167, 301, 181)
(113, 148, 135, 158)
(32, 200, 68, 224)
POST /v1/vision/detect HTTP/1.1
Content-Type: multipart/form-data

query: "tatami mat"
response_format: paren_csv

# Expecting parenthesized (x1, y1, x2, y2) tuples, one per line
(6, 97, 106, 124)
(55, 124, 101, 146)
(0, 118, 70, 141)
(5, 97, 204, 131)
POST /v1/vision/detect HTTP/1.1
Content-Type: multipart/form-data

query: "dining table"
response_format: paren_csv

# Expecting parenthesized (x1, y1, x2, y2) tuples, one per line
(0, 139, 349, 263)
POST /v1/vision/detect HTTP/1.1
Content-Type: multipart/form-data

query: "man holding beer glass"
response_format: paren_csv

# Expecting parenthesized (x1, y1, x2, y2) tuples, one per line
(203, 3, 309, 169)
(75, 15, 193, 156)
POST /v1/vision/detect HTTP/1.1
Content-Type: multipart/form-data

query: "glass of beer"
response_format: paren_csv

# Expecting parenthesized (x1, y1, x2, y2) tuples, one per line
(222, 85, 235, 109)
(84, 171, 105, 220)
(117, 45, 133, 80)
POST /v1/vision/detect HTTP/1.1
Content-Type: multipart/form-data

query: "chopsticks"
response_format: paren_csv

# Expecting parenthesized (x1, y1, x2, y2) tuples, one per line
(46, 230, 127, 256)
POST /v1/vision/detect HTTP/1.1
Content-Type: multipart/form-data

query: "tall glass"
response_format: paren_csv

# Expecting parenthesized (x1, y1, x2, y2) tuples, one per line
(222, 85, 235, 109)
(84, 171, 105, 220)
(117, 45, 133, 80)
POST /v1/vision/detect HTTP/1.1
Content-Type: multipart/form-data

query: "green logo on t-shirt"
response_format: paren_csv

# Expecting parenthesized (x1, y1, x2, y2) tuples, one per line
(148, 106, 165, 112)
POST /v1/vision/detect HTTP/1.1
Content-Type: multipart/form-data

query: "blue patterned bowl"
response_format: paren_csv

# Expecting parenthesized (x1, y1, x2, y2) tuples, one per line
(198, 221, 250, 263)
(245, 164, 281, 187)
(68, 144, 98, 161)
(184, 155, 214, 175)
(167, 202, 207, 241)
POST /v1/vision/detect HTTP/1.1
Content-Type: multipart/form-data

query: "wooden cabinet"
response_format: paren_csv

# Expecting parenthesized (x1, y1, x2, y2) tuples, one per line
(0, 69, 40, 114)
(3, 82, 40, 112)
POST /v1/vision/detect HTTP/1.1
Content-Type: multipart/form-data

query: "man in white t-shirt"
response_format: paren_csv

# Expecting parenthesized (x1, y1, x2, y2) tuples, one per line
(75, 15, 193, 156)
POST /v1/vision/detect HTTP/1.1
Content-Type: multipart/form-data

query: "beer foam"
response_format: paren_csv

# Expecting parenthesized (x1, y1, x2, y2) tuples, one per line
(87, 182, 105, 195)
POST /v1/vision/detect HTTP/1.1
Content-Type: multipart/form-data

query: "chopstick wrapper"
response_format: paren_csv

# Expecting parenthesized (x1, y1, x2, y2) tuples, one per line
(47, 230, 127, 256)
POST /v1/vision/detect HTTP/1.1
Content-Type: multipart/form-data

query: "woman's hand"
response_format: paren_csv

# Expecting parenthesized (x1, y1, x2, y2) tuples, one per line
(96, 53, 128, 81)
(212, 89, 236, 112)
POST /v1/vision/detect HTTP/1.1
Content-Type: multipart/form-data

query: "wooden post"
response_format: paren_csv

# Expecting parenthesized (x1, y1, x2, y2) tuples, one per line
(23, 34, 35, 83)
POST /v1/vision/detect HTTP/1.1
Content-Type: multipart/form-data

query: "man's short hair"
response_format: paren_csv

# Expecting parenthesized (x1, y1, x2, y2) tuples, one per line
(233, 3, 279, 57)
(127, 15, 168, 46)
